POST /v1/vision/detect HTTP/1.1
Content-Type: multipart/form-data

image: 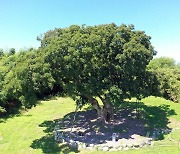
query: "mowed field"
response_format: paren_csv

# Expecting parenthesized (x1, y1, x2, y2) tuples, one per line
(0, 96, 180, 154)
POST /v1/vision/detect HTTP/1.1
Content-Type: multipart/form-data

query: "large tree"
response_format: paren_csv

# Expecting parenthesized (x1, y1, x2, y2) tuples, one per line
(39, 23, 155, 121)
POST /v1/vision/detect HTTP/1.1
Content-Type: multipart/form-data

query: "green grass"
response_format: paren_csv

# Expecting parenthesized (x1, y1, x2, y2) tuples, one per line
(0, 97, 77, 154)
(0, 96, 180, 154)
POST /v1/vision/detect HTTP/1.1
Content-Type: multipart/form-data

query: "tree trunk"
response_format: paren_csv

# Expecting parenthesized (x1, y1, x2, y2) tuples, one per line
(85, 96, 104, 121)
(99, 96, 114, 121)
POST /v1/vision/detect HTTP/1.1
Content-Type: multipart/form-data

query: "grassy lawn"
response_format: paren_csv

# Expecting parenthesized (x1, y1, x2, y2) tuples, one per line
(0, 97, 76, 154)
(0, 96, 180, 154)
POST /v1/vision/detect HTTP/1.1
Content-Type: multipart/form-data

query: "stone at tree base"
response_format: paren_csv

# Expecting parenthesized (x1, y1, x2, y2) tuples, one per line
(54, 123, 154, 151)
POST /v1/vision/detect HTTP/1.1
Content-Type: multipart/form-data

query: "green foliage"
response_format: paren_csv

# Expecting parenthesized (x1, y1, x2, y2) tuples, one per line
(154, 68, 180, 103)
(0, 49, 55, 112)
(148, 57, 180, 103)
(0, 106, 6, 113)
(0, 49, 4, 58)
(8, 48, 16, 55)
(148, 57, 175, 70)
(40, 23, 155, 105)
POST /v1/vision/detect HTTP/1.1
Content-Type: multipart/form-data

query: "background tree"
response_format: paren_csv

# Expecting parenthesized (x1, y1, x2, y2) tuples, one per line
(148, 57, 175, 70)
(0, 49, 55, 113)
(8, 48, 16, 55)
(148, 57, 180, 103)
(0, 49, 4, 58)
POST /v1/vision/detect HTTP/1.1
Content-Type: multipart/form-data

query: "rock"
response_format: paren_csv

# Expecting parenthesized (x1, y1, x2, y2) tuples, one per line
(102, 146, 109, 151)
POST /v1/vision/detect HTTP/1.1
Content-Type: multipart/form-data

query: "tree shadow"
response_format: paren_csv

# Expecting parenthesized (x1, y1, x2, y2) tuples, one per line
(54, 101, 176, 144)
(30, 119, 79, 153)
(116, 101, 176, 131)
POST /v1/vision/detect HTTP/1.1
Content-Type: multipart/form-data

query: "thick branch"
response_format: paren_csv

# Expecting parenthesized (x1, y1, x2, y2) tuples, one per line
(99, 95, 114, 121)
(84, 95, 104, 121)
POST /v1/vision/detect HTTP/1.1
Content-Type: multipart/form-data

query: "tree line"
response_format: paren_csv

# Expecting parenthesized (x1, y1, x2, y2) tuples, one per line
(0, 24, 179, 121)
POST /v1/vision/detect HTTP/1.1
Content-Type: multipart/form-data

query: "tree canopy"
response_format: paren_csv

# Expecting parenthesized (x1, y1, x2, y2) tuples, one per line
(38, 23, 156, 121)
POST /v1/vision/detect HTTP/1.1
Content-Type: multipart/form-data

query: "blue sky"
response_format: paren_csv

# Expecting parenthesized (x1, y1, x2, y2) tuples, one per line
(0, 0, 180, 62)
